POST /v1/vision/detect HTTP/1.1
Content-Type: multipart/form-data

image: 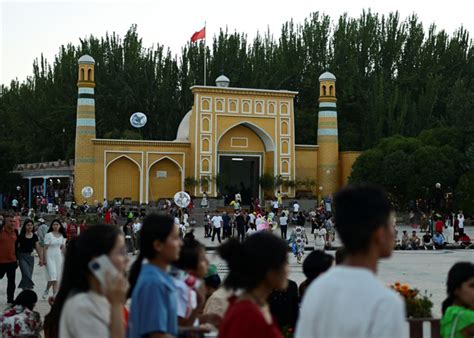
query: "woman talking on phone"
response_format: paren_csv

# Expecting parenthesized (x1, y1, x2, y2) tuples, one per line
(43, 225, 129, 338)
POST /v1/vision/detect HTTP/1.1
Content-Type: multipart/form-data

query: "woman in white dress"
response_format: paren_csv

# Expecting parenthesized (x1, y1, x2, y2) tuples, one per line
(43, 219, 66, 298)
(200, 192, 208, 208)
(314, 224, 327, 251)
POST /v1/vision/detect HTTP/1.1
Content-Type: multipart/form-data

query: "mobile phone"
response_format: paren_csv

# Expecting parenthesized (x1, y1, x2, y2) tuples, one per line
(88, 254, 119, 289)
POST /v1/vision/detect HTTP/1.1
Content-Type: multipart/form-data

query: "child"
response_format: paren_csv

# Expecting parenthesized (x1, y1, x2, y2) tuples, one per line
(441, 262, 474, 337)
(0, 290, 42, 337)
(171, 231, 221, 328)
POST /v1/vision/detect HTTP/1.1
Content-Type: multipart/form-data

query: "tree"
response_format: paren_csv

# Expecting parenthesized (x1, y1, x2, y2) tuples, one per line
(1, 11, 473, 167)
(349, 148, 385, 185)
(455, 171, 474, 216)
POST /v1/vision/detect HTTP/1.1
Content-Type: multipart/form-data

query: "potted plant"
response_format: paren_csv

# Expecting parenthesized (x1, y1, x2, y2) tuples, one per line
(259, 173, 275, 199)
(184, 177, 198, 193)
(390, 282, 435, 338)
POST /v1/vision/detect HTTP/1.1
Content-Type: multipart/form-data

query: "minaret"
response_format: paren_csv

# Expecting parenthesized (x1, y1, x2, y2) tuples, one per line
(74, 55, 96, 204)
(317, 71, 339, 199)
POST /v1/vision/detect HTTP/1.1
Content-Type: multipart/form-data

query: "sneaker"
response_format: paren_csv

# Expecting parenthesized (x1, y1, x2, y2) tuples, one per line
(42, 289, 49, 300)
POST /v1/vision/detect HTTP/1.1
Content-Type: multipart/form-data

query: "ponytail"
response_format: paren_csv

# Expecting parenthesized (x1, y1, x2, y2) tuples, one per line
(127, 213, 175, 298)
(127, 252, 145, 298)
(44, 238, 82, 338)
(442, 295, 454, 315)
(218, 238, 246, 290)
(44, 225, 121, 338)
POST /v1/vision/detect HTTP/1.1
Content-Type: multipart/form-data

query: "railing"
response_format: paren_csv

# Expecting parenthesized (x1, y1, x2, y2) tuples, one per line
(408, 319, 441, 338)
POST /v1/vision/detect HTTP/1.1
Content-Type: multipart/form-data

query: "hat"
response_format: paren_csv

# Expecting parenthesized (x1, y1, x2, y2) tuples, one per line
(38, 218, 45, 223)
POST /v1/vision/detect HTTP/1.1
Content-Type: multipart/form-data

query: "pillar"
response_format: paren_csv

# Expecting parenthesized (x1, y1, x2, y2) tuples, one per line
(317, 71, 339, 198)
(74, 55, 96, 204)
(28, 178, 32, 208)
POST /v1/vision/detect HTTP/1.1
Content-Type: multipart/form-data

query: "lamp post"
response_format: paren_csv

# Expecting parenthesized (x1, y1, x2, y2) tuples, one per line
(62, 127, 66, 160)
(318, 186, 323, 207)
(434, 183, 442, 211)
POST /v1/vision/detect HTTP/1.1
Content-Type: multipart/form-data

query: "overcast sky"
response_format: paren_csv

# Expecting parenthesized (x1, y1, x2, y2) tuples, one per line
(1, 0, 473, 86)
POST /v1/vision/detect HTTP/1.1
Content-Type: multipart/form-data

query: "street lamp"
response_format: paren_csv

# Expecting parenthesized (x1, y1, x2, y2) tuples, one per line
(434, 182, 443, 211)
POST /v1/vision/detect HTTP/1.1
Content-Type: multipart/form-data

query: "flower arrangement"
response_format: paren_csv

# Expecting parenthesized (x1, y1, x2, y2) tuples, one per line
(390, 282, 433, 318)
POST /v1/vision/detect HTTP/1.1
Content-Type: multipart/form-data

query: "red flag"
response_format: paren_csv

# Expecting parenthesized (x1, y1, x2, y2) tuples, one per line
(191, 27, 206, 42)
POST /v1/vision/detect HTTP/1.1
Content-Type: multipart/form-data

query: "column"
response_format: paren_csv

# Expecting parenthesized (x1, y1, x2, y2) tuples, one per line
(28, 178, 32, 208)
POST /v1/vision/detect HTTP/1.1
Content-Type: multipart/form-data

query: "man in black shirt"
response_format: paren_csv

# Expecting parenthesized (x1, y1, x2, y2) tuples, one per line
(222, 212, 231, 239)
(235, 211, 246, 243)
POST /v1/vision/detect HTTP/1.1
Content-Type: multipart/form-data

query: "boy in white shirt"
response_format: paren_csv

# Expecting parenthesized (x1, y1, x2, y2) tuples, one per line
(211, 212, 223, 244)
(296, 184, 407, 338)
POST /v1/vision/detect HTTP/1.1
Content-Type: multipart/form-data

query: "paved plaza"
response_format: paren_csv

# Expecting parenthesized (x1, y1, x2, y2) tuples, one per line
(1, 224, 473, 320)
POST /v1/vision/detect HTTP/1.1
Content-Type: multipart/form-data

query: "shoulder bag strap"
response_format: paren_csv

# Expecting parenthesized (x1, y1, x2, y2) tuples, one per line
(451, 310, 465, 338)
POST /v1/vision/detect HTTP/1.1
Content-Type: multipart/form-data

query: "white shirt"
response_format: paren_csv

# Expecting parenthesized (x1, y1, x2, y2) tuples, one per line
(211, 216, 223, 228)
(59, 291, 110, 338)
(458, 214, 465, 228)
(296, 266, 407, 338)
(248, 214, 256, 224)
(293, 203, 300, 212)
(173, 277, 198, 325)
(279, 216, 288, 226)
(12, 199, 18, 207)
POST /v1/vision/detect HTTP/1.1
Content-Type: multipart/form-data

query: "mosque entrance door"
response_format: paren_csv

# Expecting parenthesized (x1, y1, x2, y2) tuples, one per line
(218, 155, 260, 205)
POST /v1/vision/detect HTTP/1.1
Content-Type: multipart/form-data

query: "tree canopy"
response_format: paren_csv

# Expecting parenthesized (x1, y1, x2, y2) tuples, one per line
(349, 127, 474, 213)
(1, 10, 473, 169)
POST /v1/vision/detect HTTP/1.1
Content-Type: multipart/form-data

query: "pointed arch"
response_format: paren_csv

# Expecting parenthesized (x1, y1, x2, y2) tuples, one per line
(147, 156, 183, 201)
(105, 155, 141, 202)
(217, 121, 275, 152)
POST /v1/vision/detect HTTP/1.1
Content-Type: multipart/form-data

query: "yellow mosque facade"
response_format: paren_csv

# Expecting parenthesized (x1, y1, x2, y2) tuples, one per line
(73, 55, 361, 204)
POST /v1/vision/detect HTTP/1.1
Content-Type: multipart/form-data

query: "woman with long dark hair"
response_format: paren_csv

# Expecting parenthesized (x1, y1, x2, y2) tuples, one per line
(43, 219, 67, 298)
(16, 219, 42, 290)
(43, 224, 128, 338)
(218, 232, 289, 338)
(127, 213, 182, 338)
(441, 262, 474, 338)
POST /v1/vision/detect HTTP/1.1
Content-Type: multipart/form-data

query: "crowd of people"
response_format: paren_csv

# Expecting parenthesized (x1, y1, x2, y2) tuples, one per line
(395, 210, 472, 250)
(0, 184, 473, 337)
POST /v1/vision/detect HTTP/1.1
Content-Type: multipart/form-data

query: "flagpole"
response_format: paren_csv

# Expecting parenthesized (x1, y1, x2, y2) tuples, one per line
(203, 21, 207, 86)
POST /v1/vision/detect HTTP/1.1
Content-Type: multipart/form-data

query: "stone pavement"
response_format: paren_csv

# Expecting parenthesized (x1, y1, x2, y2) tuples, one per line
(1, 223, 473, 321)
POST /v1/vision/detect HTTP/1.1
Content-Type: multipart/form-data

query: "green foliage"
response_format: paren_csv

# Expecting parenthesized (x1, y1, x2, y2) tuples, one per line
(259, 173, 275, 192)
(349, 148, 385, 184)
(0, 11, 473, 169)
(184, 177, 198, 191)
(0, 143, 22, 192)
(350, 128, 468, 209)
(455, 171, 474, 215)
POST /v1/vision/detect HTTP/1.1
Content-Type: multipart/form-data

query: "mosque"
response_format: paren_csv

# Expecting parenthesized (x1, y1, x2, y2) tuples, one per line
(73, 55, 361, 205)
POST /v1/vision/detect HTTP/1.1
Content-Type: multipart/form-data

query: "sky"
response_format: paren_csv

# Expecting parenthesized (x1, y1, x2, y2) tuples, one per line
(1, 0, 474, 86)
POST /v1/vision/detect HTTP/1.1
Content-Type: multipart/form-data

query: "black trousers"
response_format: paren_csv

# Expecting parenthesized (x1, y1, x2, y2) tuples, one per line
(237, 227, 245, 243)
(212, 227, 221, 243)
(223, 226, 232, 239)
(280, 225, 287, 240)
(0, 262, 17, 303)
